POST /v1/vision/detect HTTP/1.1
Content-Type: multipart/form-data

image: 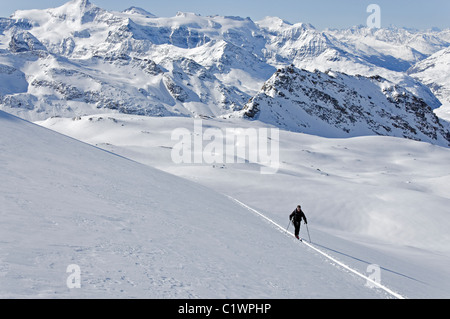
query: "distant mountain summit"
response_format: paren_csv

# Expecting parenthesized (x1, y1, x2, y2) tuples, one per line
(122, 6, 156, 18)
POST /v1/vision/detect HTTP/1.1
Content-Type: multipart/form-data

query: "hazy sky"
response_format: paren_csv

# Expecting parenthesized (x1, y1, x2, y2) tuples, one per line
(1, 0, 449, 30)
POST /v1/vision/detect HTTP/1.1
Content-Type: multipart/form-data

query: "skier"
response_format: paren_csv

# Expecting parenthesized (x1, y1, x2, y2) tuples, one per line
(289, 205, 308, 240)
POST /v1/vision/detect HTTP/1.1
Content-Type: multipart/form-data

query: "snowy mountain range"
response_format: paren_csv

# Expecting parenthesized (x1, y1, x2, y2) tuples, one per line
(0, 0, 450, 146)
(2, 1, 450, 299)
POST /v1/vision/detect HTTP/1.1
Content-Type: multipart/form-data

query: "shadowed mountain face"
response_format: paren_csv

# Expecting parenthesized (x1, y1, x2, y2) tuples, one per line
(237, 66, 450, 146)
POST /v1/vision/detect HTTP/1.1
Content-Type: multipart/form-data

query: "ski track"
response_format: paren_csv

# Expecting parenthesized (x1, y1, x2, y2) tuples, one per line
(228, 196, 406, 300)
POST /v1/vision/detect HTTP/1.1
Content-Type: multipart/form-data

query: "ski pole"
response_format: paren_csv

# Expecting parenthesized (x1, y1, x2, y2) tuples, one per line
(305, 223, 312, 243)
(285, 220, 291, 234)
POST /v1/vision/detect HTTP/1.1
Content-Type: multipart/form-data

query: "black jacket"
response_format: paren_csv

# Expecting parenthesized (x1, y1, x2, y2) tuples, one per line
(290, 209, 307, 224)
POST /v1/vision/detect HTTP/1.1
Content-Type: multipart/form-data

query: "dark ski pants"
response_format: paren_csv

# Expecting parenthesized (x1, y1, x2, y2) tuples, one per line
(293, 221, 301, 237)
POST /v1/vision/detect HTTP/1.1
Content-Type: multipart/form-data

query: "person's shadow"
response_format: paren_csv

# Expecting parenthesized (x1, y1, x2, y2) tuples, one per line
(310, 241, 427, 285)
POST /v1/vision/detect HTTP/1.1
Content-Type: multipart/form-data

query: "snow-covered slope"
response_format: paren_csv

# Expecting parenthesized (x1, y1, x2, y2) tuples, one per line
(2, 109, 412, 298)
(233, 66, 450, 146)
(36, 113, 450, 298)
(409, 47, 450, 121)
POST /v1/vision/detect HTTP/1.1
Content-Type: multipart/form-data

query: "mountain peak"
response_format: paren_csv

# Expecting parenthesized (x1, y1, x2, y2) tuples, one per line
(176, 11, 201, 18)
(122, 6, 156, 18)
(66, 0, 93, 10)
(256, 16, 293, 31)
(47, 0, 101, 24)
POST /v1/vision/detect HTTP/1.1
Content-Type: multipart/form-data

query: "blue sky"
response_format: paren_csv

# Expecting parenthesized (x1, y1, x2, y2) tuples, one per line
(1, 0, 449, 30)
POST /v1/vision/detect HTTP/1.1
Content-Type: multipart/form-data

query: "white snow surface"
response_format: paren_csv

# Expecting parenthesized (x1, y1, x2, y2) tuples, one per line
(33, 113, 450, 299)
(0, 109, 411, 299)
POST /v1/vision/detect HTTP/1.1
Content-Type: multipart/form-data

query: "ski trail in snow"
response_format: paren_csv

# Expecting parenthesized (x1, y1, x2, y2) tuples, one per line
(227, 196, 406, 299)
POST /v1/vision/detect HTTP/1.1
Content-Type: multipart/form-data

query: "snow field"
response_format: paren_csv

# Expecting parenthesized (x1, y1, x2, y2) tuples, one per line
(36, 113, 450, 298)
(2, 110, 402, 298)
